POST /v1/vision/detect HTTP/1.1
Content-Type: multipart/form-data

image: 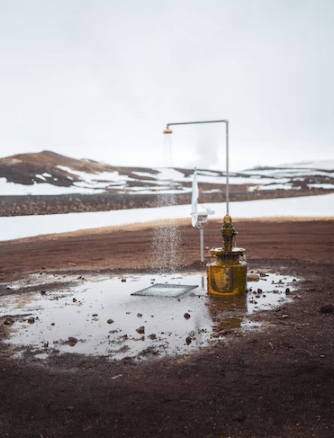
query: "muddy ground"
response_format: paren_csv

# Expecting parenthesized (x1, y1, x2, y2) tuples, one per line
(0, 218, 334, 437)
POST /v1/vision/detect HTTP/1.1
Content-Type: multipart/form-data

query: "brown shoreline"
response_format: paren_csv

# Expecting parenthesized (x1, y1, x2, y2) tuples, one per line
(0, 218, 333, 282)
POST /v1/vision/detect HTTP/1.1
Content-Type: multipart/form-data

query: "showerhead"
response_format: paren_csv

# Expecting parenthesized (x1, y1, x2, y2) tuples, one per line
(163, 128, 173, 134)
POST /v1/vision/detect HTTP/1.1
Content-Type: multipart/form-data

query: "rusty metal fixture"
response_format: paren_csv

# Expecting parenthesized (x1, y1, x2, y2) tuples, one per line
(221, 214, 237, 252)
(207, 215, 247, 296)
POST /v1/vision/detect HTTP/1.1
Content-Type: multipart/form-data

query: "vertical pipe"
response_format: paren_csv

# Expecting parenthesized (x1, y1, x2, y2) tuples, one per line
(199, 224, 204, 262)
(226, 121, 229, 215)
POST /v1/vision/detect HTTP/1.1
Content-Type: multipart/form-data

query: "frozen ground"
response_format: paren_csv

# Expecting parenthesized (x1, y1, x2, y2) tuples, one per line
(0, 193, 333, 242)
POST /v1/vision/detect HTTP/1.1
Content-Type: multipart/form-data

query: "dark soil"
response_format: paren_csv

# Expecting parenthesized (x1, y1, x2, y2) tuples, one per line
(2, 189, 330, 217)
(0, 219, 334, 437)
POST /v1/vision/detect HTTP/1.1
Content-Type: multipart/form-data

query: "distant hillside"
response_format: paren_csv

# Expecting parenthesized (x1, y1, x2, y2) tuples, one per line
(0, 151, 333, 216)
(1, 150, 334, 196)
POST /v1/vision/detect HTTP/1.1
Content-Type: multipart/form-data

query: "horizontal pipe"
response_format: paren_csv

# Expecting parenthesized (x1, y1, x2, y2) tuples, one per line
(166, 120, 228, 129)
(165, 119, 229, 215)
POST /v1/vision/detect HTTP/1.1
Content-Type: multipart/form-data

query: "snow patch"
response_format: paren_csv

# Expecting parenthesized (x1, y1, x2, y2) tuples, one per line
(0, 193, 333, 241)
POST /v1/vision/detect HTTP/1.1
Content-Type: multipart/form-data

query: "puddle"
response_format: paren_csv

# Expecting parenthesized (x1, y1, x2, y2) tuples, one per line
(0, 272, 296, 361)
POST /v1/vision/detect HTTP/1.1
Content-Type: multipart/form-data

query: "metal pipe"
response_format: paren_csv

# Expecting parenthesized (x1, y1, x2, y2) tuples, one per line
(199, 223, 204, 262)
(165, 120, 229, 215)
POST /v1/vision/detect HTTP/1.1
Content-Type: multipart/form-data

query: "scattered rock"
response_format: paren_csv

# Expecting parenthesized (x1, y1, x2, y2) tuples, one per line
(257, 288, 262, 294)
(137, 313, 143, 318)
(121, 278, 126, 283)
(68, 337, 78, 346)
(285, 288, 291, 294)
(273, 290, 279, 294)
(43, 342, 49, 348)
(233, 412, 246, 422)
(148, 334, 156, 340)
(247, 274, 260, 282)
(51, 323, 55, 326)
(185, 336, 192, 345)
(136, 326, 145, 334)
(27, 317, 35, 324)
(320, 304, 334, 314)
(92, 314, 98, 317)
(72, 298, 77, 302)
(184, 313, 191, 320)
(40, 290, 46, 295)
(3, 317, 14, 326)
(107, 319, 114, 324)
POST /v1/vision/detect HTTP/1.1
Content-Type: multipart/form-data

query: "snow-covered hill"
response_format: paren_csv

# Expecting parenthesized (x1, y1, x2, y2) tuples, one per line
(0, 151, 334, 196)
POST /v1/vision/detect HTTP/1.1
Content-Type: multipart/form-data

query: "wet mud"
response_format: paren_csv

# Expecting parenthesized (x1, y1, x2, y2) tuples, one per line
(0, 219, 333, 437)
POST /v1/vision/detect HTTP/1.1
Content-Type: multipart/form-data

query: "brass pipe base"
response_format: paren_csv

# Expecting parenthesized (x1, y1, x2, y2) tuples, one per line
(207, 261, 247, 296)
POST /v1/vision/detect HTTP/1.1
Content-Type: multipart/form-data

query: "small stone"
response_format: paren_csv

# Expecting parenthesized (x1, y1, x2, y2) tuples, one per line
(92, 314, 98, 317)
(257, 288, 262, 294)
(320, 304, 334, 314)
(51, 323, 55, 326)
(148, 334, 156, 340)
(68, 337, 77, 346)
(285, 288, 291, 294)
(137, 313, 143, 317)
(3, 317, 14, 326)
(280, 315, 289, 319)
(185, 336, 192, 345)
(43, 342, 49, 348)
(184, 313, 191, 320)
(27, 317, 35, 324)
(136, 326, 145, 334)
(233, 412, 246, 422)
(72, 298, 77, 302)
(247, 274, 260, 282)
(121, 278, 126, 282)
(41, 290, 46, 295)
(273, 290, 279, 294)
(107, 319, 114, 324)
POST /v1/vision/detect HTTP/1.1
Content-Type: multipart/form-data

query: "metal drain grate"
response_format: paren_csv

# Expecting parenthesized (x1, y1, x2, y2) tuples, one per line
(131, 283, 198, 298)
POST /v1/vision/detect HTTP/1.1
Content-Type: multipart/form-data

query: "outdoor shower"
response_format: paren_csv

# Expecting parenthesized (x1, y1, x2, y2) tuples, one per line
(163, 119, 247, 295)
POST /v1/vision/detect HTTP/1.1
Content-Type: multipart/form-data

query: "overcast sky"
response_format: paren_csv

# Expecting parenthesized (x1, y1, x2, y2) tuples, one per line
(0, 0, 333, 171)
